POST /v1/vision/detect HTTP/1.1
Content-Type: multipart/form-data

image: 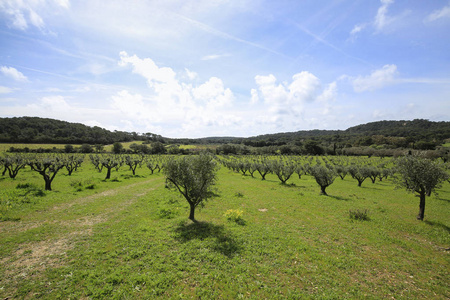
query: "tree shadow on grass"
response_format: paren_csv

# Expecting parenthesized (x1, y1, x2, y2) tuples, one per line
(173, 221, 241, 258)
(434, 195, 450, 203)
(424, 220, 450, 234)
(327, 195, 351, 201)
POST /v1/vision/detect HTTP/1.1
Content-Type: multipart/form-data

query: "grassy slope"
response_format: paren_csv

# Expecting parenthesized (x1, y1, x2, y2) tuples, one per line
(0, 161, 449, 299)
(0, 143, 77, 152)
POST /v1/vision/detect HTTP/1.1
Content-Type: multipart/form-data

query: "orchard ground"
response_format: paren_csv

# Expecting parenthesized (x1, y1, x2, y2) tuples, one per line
(0, 155, 449, 299)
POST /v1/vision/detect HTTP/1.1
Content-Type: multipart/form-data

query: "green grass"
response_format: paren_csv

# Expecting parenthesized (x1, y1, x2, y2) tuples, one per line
(0, 143, 80, 152)
(0, 160, 449, 299)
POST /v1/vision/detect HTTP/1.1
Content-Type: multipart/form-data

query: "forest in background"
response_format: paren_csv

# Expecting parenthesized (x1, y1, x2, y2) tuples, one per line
(0, 117, 449, 157)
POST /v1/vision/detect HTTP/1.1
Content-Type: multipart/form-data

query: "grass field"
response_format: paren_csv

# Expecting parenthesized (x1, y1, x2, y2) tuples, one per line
(0, 159, 449, 299)
(0, 143, 78, 152)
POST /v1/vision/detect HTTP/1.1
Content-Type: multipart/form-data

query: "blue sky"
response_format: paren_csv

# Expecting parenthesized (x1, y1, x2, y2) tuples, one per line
(1, 0, 449, 138)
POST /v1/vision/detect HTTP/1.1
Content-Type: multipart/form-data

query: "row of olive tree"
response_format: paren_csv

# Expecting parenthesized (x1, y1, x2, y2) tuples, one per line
(0, 154, 86, 190)
(218, 154, 449, 221)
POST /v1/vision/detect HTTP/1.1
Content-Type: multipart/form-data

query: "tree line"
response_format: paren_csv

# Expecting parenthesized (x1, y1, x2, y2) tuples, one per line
(2, 118, 449, 156)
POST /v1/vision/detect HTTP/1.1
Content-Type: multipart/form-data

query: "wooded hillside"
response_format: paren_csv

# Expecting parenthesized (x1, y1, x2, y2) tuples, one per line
(0, 117, 449, 152)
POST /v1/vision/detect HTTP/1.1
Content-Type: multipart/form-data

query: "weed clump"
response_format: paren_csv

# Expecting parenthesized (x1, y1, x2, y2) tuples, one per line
(349, 209, 370, 221)
(70, 179, 96, 191)
(157, 207, 178, 219)
(224, 209, 246, 225)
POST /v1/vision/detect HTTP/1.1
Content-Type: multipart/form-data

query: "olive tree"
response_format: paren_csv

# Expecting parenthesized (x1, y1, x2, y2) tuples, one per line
(28, 155, 65, 191)
(348, 165, 372, 187)
(309, 165, 337, 195)
(395, 156, 449, 221)
(163, 154, 218, 222)
(64, 154, 84, 176)
(124, 155, 143, 176)
(270, 159, 295, 184)
(1, 154, 27, 179)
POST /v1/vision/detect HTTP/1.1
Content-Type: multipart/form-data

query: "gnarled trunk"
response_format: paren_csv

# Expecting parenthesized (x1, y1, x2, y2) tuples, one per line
(188, 203, 197, 222)
(417, 191, 426, 221)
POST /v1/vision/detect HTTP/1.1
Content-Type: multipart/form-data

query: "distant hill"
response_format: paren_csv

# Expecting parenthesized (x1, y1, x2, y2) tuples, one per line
(0, 117, 449, 148)
(237, 119, 450, 147)
(0, 117, 164, 144)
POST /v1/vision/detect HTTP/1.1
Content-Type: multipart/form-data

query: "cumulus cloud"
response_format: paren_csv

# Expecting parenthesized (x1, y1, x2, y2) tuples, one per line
(251, 71, 326, 128)
(119, 51, 178, 88)
(115, 52, 238, 137)
(254, 72, 320, 106)
(184, 68, 198, 81)
(192, 77, 234, 107)
(425, 3, 450, 22)
(351, 64, 398, 92)
(250, 88, 259, 104)
(1, 66, 28, 81)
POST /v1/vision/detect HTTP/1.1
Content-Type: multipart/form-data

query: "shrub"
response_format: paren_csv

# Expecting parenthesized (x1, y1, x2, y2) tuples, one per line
(158, 208, 178, 219)
(349, 209, 370, 221)
(224, 209, 245, 225)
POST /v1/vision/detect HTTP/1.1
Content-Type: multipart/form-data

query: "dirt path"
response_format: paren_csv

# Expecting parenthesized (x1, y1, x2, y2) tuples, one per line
(0, 177, 161, 235)
(0, 177, 163, 290)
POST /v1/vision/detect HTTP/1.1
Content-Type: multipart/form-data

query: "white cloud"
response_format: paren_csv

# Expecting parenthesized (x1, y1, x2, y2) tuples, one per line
(0, 0, 69, 31)
(288, 72, 321, 103)
(184, 68, 198, 81)
(119, 51, 177, 87)
(252, 72, 324, 129)
(54, 0, 70, 9)
(192, 77, 234, 107)
(0, 94, 117, 128)
(350, 0, 408, 38)
(374, 0, 394, 31)
(111, 90, 148, 120)
(349, 23, 366, 40)
(39, 95, 71, 111)
(254, 74, 288, 104)
(250, 88, 259, 104)
(352, 64, 398, 92)
(201, 54, 230, 61)
(115, 52, 241, 137)
(1, 66, 28, 81)
(317, 82, 337, 103)
(425, 3, 450, 22)
(0, 86, 14, 94)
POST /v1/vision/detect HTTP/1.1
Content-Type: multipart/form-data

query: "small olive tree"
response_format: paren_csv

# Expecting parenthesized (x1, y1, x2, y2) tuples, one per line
(28, 155, 65, 191)
(395, 156, 449, 221)
(163, 154, 218, 222)
(309, 165, 337, 195)
(1, 154, 27, 179)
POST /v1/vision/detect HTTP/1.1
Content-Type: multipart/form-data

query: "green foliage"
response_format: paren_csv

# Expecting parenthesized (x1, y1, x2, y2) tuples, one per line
(28, 154, 66, 190)
(395, 155, 449, 220)
(70, 178, 96, 191)
(0, 154, 27, 179)
(0, 116, 162, 144)
(309, 164, 337, 195)
(112, 142, 123, 154)
(0, 154, 448, 299)
(395, 155, 449, 196)
(164, 154, 218, 221)
(349, 209, 370, 221)
(270, 158, 295, 184)
(223, 209, 245, 225)
(157, 207, 178, 219)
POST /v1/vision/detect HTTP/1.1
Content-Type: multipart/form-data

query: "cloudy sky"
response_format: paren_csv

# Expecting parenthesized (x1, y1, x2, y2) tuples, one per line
(1, 0, 449, 138)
